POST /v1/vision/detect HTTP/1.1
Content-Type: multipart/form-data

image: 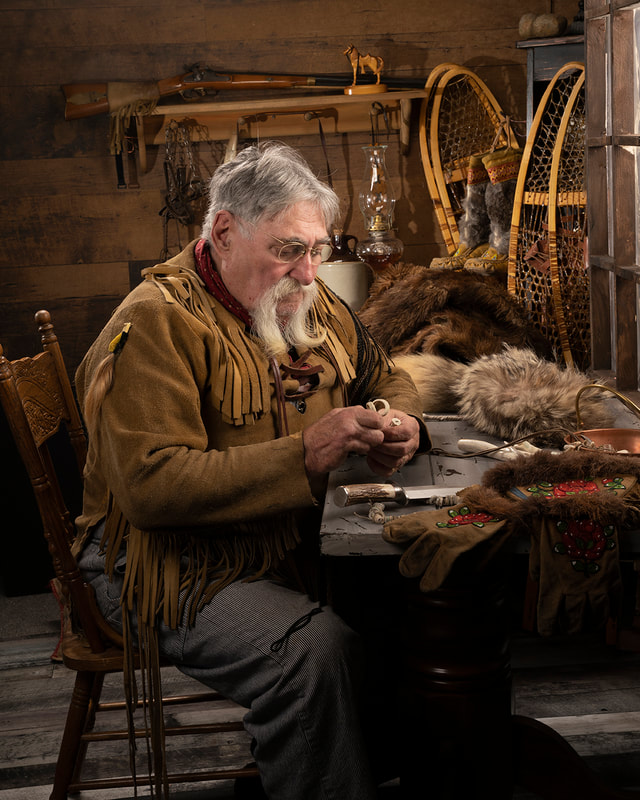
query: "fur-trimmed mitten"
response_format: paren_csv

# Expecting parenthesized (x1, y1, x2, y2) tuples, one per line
(465, 146, 522, 277)
(479, 450, 640, 636)
(430, 152, 490, 269)
(528, 513, 621, 635)
(382, 500, 509, 592)
(384, 450, 640, 636)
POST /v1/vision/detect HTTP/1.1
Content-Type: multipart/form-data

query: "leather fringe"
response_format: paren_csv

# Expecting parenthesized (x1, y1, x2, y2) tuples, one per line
(102, 497, 301, 799)
(102, 499, 302, 631)
(101, 265, 365, 796)
(142, 266, 359, 426)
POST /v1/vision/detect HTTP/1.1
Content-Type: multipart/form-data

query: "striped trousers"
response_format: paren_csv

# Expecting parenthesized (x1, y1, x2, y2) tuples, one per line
(79, 530, 381, 800)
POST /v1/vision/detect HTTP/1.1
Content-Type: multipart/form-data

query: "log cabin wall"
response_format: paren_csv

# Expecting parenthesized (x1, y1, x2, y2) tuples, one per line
(0, 0, 579, 591)
(0, 0, 580, 374)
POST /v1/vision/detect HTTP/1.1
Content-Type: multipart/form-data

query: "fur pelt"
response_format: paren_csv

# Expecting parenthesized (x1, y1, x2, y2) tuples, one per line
(392, 346, 614, 445)
(358, 264, 612, 445)
(393, 352, 466, 413)
(359, 263, 551, 361)
(453, 346, 614, 445)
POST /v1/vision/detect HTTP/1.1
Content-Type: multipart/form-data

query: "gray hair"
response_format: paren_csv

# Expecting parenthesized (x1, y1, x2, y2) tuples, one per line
(200, 142, 340, 242)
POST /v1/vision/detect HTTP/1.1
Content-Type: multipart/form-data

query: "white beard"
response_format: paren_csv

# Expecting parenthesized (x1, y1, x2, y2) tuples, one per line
(251, 277, 326, 358)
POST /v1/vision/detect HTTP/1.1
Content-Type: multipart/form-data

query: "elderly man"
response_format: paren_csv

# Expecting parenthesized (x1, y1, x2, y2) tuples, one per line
(75, 142, 428, 799)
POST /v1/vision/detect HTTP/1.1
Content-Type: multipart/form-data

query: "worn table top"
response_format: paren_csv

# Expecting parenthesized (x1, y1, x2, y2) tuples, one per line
(320, 408, 640, 558)
(320, 416, 504, 557)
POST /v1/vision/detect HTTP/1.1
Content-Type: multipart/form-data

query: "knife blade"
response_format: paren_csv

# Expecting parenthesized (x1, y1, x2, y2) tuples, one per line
(334, 483, 466, 508)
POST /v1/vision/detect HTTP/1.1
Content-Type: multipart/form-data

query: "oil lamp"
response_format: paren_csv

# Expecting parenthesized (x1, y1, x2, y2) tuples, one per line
(355, 144, 403, 273)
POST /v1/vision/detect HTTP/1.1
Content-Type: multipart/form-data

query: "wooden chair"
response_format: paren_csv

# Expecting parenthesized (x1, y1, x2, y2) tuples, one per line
(0, 309, 259, 799)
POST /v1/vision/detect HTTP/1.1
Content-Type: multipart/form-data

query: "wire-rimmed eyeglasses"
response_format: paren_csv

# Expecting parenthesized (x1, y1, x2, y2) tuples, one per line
(269, 234, 333, 265)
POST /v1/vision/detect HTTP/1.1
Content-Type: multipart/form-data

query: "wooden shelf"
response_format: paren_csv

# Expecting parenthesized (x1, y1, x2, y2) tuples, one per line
(516, 36, 584, 131)
(138, 89, 428, 166)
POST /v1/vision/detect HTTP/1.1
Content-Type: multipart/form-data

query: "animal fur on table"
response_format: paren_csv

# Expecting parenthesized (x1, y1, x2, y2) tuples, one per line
(358, 264, 614, 443)
(453, 346, 614, 445)
(393, 347, 614, 446)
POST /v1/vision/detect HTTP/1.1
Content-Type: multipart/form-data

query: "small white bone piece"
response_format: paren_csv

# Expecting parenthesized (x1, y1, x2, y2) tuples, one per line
(366, 398, 390, 415)
(367, 398, 401, 425)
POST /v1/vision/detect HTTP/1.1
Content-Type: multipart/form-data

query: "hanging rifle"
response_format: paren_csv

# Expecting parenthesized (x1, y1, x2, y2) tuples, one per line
(62, 64, 427, 120)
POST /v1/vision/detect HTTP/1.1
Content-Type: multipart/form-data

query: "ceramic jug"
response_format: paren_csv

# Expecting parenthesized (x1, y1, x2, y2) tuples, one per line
(326, 231, 359, 262)
(317, 230, 370, 310)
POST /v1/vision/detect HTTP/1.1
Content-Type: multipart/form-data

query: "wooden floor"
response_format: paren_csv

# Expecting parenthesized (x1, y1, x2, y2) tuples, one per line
(1, 586, 639, 799)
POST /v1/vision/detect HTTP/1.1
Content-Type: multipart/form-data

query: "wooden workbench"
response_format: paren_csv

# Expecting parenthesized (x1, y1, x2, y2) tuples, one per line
(320, 413, 640, 799)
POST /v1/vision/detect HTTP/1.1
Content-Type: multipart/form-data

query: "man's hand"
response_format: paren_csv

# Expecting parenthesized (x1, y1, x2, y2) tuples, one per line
(366, 410, 421, 477)
(302, 406, 385, 477)
(302, 406, 421, 479)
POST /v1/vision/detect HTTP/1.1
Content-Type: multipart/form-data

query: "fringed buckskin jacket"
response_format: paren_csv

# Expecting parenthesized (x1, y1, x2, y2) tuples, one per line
(74, 240, 427, 632)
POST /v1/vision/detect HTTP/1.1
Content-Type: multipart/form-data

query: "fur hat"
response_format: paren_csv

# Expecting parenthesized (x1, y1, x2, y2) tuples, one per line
(393, 346, 615, 445)
(453, 346, 614, 445)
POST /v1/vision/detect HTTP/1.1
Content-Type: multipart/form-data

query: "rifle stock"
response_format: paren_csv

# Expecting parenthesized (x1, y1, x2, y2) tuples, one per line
(62, 68, 426, 120)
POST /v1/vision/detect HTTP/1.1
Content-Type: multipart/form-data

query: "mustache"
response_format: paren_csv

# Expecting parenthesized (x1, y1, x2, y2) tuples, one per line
(269, 276, 310, 303)
(251, 276, 325, 357)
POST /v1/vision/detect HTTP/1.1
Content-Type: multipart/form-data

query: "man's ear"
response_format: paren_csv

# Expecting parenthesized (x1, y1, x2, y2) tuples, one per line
(210, 210, 234, 255)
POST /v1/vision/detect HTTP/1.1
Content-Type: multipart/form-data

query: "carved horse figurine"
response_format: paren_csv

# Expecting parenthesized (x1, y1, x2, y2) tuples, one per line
(343, 44, 384, 85)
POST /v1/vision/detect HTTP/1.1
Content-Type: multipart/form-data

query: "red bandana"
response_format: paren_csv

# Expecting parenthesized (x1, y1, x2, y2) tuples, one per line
(194, 239, 253, 328)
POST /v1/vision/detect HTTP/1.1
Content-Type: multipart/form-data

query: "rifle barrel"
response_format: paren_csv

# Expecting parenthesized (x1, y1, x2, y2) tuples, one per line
(63, 71, 427, 120)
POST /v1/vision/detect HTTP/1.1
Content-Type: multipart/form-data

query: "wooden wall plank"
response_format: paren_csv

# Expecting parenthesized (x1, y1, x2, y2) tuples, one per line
(0, 0, 588, 591)
(612, 146, 636, 267)
(0, 0, 578, 377)
(3, 158, 126, 197)
(589, 262, 613, 370)
(0, 3, 207, 50)
(0, 40, 526, 92)
(0, 192, 168, 266)
(0, 297, 126, 376)
(0, 263, 130, 302)
(612, 4, 636, 137)
(0, 121, 440, 266)
(615, 273, 640, 391)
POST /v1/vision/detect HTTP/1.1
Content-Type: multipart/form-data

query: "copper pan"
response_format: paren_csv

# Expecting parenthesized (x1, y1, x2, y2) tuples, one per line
(565, 428, 640, 454)
(566, 384, 640, 454)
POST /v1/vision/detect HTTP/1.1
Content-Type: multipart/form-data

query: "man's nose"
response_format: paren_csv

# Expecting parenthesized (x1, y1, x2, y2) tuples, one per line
(289, 253, 317, 285)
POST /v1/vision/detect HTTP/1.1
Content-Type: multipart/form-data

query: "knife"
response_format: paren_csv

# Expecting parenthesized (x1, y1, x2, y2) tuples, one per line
(334, 483, 466, 508)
